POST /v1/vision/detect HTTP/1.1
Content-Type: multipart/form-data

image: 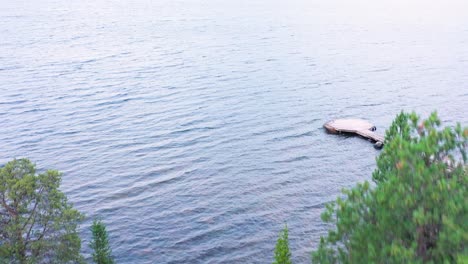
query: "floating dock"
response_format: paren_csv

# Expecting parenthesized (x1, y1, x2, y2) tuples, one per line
(324, 119, 384, 148)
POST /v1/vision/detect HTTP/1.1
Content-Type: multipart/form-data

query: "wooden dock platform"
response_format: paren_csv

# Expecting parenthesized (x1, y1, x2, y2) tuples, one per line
(324, 119, 384, 148)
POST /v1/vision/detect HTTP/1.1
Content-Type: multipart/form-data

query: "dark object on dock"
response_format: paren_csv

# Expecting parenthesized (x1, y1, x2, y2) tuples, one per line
(324, 119, 384, 148)
(373, 141, 384, 149)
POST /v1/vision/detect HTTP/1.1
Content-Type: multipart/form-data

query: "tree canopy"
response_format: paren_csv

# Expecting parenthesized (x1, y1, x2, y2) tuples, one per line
(312, 112, 467, 263)
(0, 158, 84, 264)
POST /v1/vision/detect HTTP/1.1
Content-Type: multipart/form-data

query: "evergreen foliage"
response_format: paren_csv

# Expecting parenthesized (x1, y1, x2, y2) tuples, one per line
(274, 224, 292, 264)
(0, 158, 84, 264)
(312, 112, 467, 263)
(90, 219, 114, 264)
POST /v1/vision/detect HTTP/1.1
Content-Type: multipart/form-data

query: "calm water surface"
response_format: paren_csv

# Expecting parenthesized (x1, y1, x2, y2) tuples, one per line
(1, 0, 467, 263)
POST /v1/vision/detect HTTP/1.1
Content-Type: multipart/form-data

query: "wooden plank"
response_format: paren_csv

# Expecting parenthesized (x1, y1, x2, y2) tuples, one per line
(324, 118, 385, 147)
(356, 129, 385, 143)
(325, 119, 375, 132)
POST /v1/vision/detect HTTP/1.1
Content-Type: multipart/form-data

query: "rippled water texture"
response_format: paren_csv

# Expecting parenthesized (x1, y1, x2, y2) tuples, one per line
(1, 0, 467, 263)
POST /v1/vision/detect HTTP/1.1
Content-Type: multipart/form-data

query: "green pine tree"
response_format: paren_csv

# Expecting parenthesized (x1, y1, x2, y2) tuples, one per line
(0, 159, 84, 264)
(90, 219, 114, 264)
(274, 224, 292, 264)
(312, 111, 467, 263)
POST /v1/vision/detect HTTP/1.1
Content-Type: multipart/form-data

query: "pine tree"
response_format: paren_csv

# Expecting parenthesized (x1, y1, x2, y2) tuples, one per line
(274, 224, 292, 264)
(90, 219, 114, 264)
(0, 159, 84, 263)
(312, 112, 467, 263)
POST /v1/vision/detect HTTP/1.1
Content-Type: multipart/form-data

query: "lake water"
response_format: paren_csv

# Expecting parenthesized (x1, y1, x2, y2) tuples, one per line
(1, 0, 467, 263)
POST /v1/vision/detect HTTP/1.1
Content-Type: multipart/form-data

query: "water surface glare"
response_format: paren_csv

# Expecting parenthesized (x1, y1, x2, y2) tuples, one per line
(1, 0, 468, 263)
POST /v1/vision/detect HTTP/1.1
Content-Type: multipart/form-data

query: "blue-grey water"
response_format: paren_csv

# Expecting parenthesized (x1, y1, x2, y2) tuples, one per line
(1, 0, 467, 263)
